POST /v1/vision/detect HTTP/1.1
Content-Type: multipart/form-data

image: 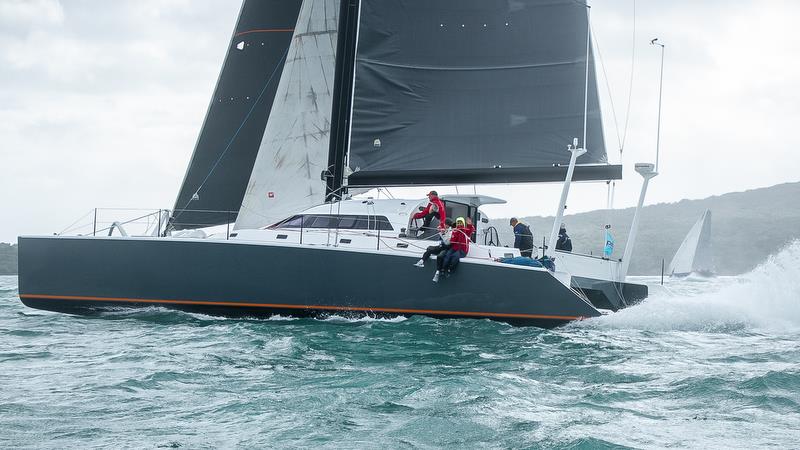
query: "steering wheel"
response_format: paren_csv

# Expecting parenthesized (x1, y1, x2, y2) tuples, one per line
(484, 226, 500, 246)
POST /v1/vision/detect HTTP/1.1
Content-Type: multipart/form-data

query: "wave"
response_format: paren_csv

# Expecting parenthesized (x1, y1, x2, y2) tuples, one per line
(588, 240, 800, 332)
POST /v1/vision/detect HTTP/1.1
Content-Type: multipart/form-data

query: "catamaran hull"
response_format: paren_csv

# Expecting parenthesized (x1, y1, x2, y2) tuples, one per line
(571, 276, 648, 312)
(17, 236, 601, 328)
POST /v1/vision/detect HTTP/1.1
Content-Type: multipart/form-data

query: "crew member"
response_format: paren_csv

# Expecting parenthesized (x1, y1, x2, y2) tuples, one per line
(414, 218, 454, 267)
(556, 223, 573, 252)
(509, 217, 534, 258)
(433, 217, 470, 282)
(413, 190, 446, 236)
(464, 217, 476, 242)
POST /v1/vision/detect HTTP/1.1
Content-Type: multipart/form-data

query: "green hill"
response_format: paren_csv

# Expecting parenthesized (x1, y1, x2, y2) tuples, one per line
(0, 243, 17, 275)
(490, 181, 800, 275)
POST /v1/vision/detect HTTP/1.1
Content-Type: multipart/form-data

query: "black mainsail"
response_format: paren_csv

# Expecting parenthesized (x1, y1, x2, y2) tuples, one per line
(345, 0, 617, 188)
(171, 0, 302, 230)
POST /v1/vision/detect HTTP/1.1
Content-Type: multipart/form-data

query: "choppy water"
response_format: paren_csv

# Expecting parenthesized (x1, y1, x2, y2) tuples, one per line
(2, 244, 800, 449)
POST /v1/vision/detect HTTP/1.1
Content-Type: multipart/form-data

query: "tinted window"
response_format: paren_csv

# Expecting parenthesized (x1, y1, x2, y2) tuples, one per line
(271, 215, 303, 228)
(271, 214, 393, 231)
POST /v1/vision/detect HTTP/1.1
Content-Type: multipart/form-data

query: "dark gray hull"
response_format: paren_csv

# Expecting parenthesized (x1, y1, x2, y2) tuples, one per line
(17, 236, 600, 328)
(572, 276, 648, 312)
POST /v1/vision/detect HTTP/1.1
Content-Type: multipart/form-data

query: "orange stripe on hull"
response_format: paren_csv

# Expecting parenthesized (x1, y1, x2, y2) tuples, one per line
(19, 294, 584, 322)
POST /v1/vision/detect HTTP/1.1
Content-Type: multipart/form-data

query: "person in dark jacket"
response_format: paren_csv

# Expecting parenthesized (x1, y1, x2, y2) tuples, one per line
(556, 223, 573, 252)
(509, 218, 533, 258)
(413, 190, 446, 237)
(414, 218, 454, 267)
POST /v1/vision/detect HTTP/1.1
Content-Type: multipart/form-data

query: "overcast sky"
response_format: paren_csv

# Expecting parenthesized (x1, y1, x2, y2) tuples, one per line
(1, 0, 799, 243)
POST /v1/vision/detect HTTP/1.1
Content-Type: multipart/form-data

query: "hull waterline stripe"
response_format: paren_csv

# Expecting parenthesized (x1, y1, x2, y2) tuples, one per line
(235, 29, 295, 37)
(18, 294, 584, 321)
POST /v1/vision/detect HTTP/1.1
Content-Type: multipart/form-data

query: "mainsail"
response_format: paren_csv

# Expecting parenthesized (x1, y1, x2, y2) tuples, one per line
(669, 210, 714, 276)
(171, 0, 302, 230)
(344, 0, 618, 188)
(235, 0, 340, 230)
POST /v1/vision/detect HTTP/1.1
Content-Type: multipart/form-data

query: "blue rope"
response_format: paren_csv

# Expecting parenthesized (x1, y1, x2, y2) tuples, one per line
(174, 44, 291, 220)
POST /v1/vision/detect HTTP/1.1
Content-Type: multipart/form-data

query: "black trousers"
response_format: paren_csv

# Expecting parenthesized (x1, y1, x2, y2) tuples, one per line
(520, 249, 533, 258)
(436, 248, 452, 271)
(422, 243, 449, 262)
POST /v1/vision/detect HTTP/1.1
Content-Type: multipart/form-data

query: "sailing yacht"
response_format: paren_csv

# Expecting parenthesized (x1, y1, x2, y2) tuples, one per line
(17, 0, 652, 327)
(669, 210, 715, 277)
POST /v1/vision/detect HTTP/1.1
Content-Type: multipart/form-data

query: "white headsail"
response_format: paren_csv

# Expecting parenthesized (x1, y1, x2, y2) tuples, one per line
(235, 0, 339, 230)
(669, 209, 714, 276)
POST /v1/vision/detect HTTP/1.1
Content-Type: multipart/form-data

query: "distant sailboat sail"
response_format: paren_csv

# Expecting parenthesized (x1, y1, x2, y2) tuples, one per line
(171, 0, 303, 230)
(669, 210, 714, 276)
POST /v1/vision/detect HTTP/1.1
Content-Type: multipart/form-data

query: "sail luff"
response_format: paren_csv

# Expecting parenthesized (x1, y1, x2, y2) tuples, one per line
(325, 0, 361, 201)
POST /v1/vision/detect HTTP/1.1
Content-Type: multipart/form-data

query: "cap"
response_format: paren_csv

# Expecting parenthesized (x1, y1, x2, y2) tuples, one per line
(428, 190, 438, 197)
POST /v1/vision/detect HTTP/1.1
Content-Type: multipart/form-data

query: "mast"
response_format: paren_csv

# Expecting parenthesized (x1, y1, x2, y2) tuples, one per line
(620, 163, 657, 277)
(547, 2, 591, 257)
(325, 0, 361, 201)
(547, 141, 586, 257)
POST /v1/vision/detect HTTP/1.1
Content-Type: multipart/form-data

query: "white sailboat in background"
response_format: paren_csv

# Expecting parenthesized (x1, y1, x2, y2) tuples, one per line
(669, 209, 715, 277)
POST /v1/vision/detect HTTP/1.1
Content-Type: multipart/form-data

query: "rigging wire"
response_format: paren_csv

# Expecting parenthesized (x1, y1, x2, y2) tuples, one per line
(590, 0, 637, 161)
(620, 0, 637, 156)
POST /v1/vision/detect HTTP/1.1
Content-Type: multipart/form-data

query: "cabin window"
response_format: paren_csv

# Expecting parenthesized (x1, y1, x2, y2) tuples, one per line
(269, 214, 393, 231)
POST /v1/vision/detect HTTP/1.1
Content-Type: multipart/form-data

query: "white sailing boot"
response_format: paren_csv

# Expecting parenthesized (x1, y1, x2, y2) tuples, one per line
(432, 271, 440, 283)
(413, 259, 425, 268)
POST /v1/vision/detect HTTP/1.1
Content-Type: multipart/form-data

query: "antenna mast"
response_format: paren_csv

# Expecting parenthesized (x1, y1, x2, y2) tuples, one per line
(651, 38, 665, 172)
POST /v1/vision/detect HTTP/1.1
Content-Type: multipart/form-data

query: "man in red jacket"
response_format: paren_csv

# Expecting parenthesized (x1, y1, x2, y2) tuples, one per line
(413, 191, 446, 237)
(433, 217, 470, 282)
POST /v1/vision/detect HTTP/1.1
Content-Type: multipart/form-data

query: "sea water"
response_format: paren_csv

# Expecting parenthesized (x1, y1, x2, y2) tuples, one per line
(1, 244, 799, 449)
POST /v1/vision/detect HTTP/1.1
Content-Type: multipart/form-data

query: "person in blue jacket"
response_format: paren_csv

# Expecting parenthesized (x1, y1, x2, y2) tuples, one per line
(509, 217, 533, 258)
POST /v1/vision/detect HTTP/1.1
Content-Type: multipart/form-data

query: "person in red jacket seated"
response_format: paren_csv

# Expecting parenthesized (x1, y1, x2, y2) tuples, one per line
(413, 190, 446, 237)
(433, 217, 470, 282)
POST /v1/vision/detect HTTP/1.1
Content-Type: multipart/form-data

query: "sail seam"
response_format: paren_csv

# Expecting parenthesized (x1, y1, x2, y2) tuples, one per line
(357, 58, 585, 72)
(235, 28, 294, 37)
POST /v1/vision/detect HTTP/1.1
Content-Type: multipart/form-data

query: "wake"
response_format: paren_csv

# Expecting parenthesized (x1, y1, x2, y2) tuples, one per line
(586, 240, 800, 332)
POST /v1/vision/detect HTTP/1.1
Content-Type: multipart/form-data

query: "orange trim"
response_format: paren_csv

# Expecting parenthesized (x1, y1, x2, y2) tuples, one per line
(235, 29, 294, 37)
(19, 294, 583, 321)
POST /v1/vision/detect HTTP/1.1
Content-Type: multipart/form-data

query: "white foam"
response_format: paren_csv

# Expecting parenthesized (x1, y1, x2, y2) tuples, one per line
(318, 314, 408, 324)
(587, 240, 800, 332)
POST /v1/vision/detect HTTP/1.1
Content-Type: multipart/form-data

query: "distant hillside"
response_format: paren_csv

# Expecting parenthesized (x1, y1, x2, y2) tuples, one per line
(0, 243, 17, 275)
(490, 182, 800, 275)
